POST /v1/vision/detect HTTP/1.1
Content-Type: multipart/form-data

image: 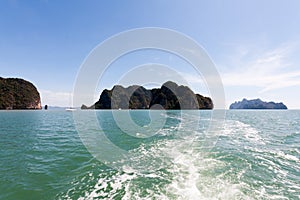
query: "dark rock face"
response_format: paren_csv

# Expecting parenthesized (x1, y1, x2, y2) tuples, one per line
(229, 98, 287, 109)
(0, 77, 42, 110)
(82, 81, 213, 110)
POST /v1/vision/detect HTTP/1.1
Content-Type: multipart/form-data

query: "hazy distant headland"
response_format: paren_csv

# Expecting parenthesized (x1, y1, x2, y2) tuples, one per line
(0, 77, 42, 110)
(230, 98, 287, 109)
(82, 81, 213, 110)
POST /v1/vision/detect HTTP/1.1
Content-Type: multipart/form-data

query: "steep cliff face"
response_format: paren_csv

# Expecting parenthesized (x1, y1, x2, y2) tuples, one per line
(82, 81, 213, 110)
(0, 77, 42, 110)
(229, 98, 287, 109)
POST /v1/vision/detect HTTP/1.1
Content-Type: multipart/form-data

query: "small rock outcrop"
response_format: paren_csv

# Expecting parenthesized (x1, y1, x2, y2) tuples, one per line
(81, 81, 213, 110)
(229, 98, 287, 109)
(0, 77, 42, 110)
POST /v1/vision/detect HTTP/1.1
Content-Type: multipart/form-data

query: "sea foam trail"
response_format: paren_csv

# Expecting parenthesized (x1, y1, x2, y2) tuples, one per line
(59, 111, 300, 199)
(72, 117, 254, 199)
(74, 139, 249, 199)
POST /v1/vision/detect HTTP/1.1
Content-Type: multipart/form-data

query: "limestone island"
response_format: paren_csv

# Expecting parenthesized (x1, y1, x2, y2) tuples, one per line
(81, 81, 213, 110)
(0, 77, 42, 110)
(229, 98, 287, 109)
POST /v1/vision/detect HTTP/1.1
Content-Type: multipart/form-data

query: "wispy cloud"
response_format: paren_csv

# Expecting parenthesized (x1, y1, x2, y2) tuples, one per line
(221, 43, 300, 93)
(183, 42, 300, 94)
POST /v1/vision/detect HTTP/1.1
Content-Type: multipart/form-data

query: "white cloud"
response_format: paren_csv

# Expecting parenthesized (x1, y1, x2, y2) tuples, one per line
(220, 43, 300, 92)
(177, 42, 300, 108)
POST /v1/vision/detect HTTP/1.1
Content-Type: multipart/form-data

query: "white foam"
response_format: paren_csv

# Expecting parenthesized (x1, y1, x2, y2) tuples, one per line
(77, 171, 137, 200)
(154, 132, 251, 200)
(73, 118, 280, 199)
(61, 111, 300, 200)
(276, 151, 299, 162)
(220, 120, 265, 145)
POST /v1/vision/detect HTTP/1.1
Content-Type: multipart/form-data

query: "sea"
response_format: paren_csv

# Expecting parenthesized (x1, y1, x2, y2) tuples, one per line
(0, 110, 299, 200)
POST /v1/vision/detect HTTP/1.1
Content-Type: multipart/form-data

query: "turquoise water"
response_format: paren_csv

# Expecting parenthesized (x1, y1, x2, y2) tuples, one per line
(0, 110, 299, 199)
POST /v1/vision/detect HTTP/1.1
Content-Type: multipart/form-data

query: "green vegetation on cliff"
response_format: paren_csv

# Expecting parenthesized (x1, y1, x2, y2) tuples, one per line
(0, 77, 42, 110)
(82, 81, 213, 110)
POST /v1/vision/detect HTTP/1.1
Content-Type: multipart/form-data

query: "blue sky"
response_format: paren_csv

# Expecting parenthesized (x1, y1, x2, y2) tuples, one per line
(1, 0, 300, 108)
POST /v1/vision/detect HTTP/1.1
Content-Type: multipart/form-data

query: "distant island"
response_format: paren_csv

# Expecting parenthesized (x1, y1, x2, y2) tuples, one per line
(82, 81, 213, 110)
(230, 98, 287, 109)
(0, 77, 42, 110)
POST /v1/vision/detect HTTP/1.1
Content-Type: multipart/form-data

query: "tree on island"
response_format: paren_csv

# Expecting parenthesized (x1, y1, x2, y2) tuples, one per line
(81, 81, 213, 110)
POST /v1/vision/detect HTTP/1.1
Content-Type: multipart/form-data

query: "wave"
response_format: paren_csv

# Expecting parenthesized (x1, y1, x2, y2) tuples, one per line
(59, 112, 300, 199)
(61, 118, 253, 199)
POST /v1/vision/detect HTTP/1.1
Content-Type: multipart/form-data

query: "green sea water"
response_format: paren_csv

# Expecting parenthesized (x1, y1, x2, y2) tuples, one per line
(0, 110, 299, 199)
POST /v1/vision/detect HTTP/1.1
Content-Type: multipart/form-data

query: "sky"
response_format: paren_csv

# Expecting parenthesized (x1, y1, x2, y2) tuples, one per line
(1, 0, 300, 108)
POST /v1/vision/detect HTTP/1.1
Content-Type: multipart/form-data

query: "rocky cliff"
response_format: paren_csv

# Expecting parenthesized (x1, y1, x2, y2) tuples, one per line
(82, 81, 213, 110)
(229, 98, 287, 109)
(0, 77, 42, 110)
